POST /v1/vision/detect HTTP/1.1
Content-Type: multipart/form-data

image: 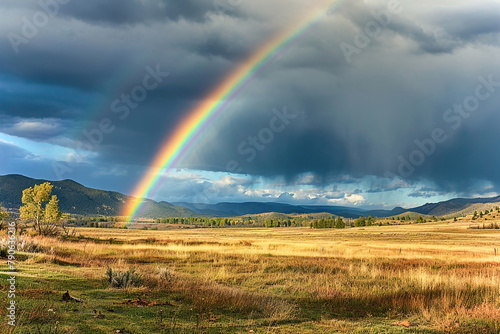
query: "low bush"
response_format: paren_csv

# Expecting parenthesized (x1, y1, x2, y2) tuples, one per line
(105, 266, 140, 288)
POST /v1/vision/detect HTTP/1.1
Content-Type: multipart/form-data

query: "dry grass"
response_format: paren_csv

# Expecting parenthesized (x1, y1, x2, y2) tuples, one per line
(2, 220, 500, 332)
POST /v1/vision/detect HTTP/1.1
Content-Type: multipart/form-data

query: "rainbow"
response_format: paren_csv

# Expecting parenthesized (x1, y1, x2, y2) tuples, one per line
(123, 0, 345, 219)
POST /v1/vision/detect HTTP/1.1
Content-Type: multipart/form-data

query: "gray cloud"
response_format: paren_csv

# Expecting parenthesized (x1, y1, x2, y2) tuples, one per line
(0, 117, 64, 140)
(432, 2, 500, 39)
(2, 0, 244, 26)
(1, 0, 500, 203)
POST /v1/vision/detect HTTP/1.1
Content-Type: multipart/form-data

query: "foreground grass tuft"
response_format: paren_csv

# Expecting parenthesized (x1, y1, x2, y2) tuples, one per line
(105, 266, 140, 289)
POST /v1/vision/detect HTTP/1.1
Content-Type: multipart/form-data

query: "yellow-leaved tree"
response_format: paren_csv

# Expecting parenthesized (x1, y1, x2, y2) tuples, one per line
(0, 205, 9, 230)
(20, 182, 62, 236)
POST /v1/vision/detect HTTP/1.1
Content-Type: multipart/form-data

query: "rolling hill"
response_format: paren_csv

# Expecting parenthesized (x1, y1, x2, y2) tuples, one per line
(0, 174, 196, 218)
(174, 201, 408, 218)
(410, 196, 500, 216)
(2, 174, 500, 219)
(175, 197, 500, 219)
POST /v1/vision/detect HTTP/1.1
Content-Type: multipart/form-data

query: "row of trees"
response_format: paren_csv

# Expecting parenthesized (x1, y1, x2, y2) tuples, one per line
(156, 216, 309, 228)
(157, 216, 342, 228)
(354, 216, 376, 227)
(157, 217, 247, 227)
(310, 217, 345, 229)
(265, 219, 304, 227)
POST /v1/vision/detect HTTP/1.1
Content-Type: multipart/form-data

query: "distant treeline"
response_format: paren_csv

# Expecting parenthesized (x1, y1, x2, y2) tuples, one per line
(310, 217, 345, 229)
(155, 216, 310, 228)
(62, 210, 472, 230)
(66, 216, 126, 228)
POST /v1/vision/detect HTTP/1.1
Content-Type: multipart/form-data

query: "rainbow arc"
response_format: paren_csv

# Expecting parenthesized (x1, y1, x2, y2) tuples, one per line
(123, 0, 345, 219)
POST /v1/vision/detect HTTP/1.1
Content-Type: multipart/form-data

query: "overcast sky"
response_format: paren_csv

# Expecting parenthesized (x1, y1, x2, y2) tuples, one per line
(1, 0, 500, 209)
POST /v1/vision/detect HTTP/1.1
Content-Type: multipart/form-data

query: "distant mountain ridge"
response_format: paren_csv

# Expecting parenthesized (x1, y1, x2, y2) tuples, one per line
(0, 174, 196, 217)
(410, 196, 500, 216)
(175, 196, 500, 218)
(174, 201, 407, 218)
(2, 174, 499, 219)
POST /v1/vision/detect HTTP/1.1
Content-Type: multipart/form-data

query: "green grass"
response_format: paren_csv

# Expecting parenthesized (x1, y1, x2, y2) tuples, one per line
(1, 222, 500, 333)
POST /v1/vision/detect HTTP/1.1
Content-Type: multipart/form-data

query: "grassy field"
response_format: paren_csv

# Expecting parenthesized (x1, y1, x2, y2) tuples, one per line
(1, 220, 500, 333)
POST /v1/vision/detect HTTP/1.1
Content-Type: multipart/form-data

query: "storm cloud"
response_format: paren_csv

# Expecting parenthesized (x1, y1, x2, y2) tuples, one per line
(1, 0, 499, 206)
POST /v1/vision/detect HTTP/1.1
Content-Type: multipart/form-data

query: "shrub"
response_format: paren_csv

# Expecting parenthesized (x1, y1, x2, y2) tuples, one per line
(17, 238, 45, 253)
(0, 235, 46, 256)
(355, 217, 366, 227)
(145, 237, 157, 244)
(335, 217, 345, 229)
(106, 266, 140, 288)
(139, 267, 176, 289)
(157, 267, 175, 283)
(0, 247, 7, 258)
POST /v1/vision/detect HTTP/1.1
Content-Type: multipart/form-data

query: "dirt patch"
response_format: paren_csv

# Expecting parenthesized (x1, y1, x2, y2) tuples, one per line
(392, 321, 412, 327)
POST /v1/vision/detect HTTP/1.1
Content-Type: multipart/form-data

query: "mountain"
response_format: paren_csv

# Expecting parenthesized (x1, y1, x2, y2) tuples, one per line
(173, 202, 241, 217)
(175, 197, 500, 219)
(0, 174, 196, 218)
(444, 201, 500, 217)
(3, 174, 499, 219)
(174, 202, 407, 218)
(410, 196, 500, 216)
(157, 201, 201, 217)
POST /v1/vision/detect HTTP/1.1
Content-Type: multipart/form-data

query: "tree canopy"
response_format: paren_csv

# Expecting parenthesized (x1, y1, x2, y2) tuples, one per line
(0, 205, 9, 221)
(20, 182, 61, 235)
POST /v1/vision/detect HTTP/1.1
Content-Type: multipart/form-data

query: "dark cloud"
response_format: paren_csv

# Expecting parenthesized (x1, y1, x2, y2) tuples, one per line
(343, 1, 500, 54)
(365, 180, 411, 194)
(0, 117, 64, 141)
(3, 0, 244, 26)
(432, 3, 500, 40)
(60, 0, 200, 25)
(408, 186, 447, 199)
(0, 78, 89, 121)
(413, 112, 500, 194)
(1, 0, 500, 204)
